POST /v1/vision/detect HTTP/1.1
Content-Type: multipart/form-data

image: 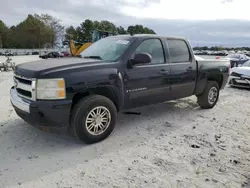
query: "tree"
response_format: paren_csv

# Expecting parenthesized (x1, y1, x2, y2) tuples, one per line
(134, 25, 144, 34)
(79, 19, 94, 42)
(143, 27, 156, 34)
(0, 16, 157, 48)
(202, 46, 209, 50)
(127, 24, 156, 35)
(117, 26, 127, 34)
(12, 14, 54, 48)
(93, 21, 101, 30)
(65, 26, 77, 41)
(0, 35, 2, 48)
(99, 20, 117, 33)
(127, 26, 135, 35)
(65, 19, 126, 43)
(0, 20, 10, 48)
(64, 20, 156, 44)
(35, 14, 64, 47)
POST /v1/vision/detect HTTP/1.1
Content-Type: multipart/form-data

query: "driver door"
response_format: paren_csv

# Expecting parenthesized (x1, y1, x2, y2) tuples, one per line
(124, 38, 171, 109)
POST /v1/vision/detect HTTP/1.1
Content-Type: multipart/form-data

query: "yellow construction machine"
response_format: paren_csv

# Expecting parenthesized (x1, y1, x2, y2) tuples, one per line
(64, 30, 116, 56)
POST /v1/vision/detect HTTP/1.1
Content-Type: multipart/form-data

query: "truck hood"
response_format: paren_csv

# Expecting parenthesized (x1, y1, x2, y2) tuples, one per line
(14, 58, 108, 78)
(231, 67, 250, 76)
(223, 57, 239, 61)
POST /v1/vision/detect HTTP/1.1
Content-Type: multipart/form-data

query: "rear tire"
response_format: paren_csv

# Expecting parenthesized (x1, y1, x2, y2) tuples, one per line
(197, 81, 220, 109)
(4, 65, 8, 72)
(70, 95, 117, 144)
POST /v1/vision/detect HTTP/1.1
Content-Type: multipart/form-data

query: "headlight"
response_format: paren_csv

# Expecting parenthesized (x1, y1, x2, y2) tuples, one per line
(36, 78, 66, 100)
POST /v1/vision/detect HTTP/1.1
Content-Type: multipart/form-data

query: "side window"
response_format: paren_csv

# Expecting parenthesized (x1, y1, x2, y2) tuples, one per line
(241, 55, 247, 60)
(167, 39, 191, 63)
(134, 39, 165, 64)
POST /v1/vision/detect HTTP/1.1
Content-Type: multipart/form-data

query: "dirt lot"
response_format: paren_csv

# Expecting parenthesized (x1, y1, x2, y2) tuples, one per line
(0, 56, 250, 188)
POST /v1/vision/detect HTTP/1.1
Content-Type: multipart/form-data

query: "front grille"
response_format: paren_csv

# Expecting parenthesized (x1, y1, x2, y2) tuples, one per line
(233, 81, 250, 87)
(14, 76, 32, 85)
(231, 77, 250, 87)
(16, 88, 32, 98)
(241, 75, 250, 81)
(14, 74, 36, 101)
(231, 72, 241, 77)
(238, 83, 250, 87)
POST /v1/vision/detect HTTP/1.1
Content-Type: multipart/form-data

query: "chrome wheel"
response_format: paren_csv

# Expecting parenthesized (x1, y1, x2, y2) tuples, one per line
(208, 87, 218, 105)
(85, 106, 111, 136)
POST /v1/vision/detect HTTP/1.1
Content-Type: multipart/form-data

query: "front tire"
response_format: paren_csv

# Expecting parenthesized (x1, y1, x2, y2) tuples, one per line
(70, 95, 117, 144)
(4, 65, 8, 72)
(197, 81, 220, 109)
(12, 63, 15, 70)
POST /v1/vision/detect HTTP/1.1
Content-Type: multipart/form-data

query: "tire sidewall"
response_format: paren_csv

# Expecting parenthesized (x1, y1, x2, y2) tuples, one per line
(206, 82, 220, 108)
(73, 96, 117, 144)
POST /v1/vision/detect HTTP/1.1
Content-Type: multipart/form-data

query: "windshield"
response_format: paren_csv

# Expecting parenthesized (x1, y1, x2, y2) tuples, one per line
(80, 36, 132, 61)
(242, 60, 250, 67)
(227, 54, 240, 59)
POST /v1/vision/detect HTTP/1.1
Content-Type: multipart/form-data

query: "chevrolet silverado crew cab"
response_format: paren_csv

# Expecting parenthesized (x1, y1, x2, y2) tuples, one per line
(10, 35, 230, 144)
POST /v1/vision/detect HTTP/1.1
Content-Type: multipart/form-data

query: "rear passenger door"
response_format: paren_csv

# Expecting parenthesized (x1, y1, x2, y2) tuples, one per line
(166, 39, 196, 99)
(124, 38, 171, 109)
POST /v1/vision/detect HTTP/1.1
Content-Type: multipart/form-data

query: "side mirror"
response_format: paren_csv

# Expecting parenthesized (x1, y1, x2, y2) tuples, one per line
(130, 53, 152, 66)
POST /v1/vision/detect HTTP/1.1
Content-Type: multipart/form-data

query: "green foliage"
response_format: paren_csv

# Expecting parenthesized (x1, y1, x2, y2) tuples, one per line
(117, 26, 127, 34)
(0, 14, 64, 48)
(65, 20, 156, 43)
(0, 20, 11, 48)
(13, 14, 54, 48)
(35, 14, 64, 47)
(0, 15, 156, 48)
(127, 25, 155, 35)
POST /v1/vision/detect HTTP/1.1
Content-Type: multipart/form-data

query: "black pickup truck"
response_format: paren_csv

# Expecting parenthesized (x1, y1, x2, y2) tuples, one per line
(10, 35, 230, 144)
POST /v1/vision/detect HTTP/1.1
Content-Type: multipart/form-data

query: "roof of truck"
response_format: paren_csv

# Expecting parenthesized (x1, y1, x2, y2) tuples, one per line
(110, 34, 187, 40)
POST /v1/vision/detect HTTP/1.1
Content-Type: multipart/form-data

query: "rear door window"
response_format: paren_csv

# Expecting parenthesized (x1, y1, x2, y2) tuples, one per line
(166, 39, 191, 63)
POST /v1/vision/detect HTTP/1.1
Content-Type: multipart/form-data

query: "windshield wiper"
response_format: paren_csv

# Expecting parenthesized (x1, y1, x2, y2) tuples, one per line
(83, 56, 103, 60)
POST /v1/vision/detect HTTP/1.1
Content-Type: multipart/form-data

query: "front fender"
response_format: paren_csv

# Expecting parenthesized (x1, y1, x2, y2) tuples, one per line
(66, 68, 125, 110)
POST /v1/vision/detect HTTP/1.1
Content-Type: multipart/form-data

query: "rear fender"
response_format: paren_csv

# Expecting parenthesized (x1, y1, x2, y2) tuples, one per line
(195, 73, 224, 95)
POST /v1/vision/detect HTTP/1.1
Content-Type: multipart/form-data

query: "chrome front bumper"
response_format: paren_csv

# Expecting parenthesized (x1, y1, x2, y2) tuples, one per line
(10, 87, 31, 113)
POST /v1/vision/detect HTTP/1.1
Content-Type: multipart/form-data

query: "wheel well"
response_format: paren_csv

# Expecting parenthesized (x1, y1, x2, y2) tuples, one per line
(207, 74, 223, 89)
(71, 87, 119, 112)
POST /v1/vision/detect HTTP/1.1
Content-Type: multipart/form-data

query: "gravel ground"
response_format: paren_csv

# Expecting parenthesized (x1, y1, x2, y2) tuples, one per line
(0, 56, 250, 188)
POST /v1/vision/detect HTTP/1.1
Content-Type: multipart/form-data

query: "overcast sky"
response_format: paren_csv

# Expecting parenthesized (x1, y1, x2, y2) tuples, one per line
(1, 0, 250, 47)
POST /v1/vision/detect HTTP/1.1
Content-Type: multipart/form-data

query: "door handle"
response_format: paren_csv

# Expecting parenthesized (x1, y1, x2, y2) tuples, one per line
(187, 67, 193, 71)
(158, 69, 169, 75)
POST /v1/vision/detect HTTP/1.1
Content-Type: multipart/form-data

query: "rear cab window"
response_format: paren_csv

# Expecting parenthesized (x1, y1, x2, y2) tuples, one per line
(166, 39, 191, 63)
